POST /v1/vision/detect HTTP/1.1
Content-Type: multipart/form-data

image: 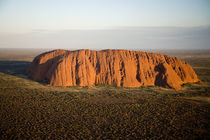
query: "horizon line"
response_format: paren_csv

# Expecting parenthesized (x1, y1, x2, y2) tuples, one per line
(1, 25, 210, 34)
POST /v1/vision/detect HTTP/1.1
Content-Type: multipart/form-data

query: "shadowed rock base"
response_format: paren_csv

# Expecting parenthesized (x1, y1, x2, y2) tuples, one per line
(27, 49, 199, 90)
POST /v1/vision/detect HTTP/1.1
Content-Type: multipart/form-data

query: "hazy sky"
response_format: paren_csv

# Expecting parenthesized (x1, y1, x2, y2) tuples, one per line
(0, 0, 209, 49)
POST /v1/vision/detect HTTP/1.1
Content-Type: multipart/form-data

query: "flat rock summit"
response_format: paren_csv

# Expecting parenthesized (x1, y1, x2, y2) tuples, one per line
(27, 49, 199, 90)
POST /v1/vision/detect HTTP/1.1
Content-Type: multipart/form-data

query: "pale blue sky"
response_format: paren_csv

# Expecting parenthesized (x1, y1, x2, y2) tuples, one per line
(0, 0, 209, 32)
(0, 0, 209, 49)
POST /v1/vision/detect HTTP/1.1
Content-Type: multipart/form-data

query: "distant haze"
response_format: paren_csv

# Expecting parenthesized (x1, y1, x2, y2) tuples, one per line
(0, 0, 209, 50)
(0, 27, 209, 50)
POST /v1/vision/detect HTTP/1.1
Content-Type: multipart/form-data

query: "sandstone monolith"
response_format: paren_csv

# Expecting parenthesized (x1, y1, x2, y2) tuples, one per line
(27, 49, 199, 90)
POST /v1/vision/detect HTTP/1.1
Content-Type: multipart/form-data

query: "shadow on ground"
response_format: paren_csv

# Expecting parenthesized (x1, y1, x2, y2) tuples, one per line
(0, 60, 31, 78)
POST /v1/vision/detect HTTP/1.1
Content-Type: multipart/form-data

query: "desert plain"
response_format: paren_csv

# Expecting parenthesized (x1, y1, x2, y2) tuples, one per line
(0, 48, 209, 139)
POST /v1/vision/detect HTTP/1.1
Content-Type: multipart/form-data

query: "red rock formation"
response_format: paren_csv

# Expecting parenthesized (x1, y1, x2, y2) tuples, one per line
(27, 49, 199, 90)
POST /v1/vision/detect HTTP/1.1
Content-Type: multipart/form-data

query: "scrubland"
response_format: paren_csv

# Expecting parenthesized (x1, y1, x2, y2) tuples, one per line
(0, 49, 209, 139)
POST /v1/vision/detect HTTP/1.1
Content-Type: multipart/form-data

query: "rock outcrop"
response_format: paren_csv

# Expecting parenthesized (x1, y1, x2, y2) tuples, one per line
(27, 49, 199, 90)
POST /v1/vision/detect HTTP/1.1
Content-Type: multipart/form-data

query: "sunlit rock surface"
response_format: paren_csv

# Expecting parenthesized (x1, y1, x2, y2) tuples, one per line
(27, 49, 199, 90)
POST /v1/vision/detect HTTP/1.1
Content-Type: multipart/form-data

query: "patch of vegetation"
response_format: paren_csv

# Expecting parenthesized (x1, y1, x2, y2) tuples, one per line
(0, 51, 209, 139)
(0, 72, 209, 139)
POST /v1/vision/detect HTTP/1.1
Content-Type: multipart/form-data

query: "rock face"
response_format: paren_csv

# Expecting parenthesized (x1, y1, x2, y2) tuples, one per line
(27, 49, 199, 90)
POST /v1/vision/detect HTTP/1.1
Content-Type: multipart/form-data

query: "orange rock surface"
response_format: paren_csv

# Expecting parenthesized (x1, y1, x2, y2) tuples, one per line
(27, 49, 199, 90)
